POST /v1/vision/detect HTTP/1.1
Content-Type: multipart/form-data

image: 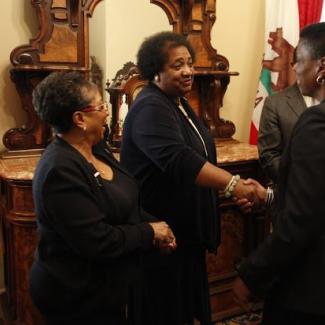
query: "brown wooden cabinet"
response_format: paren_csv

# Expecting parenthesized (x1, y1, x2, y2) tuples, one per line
(208, 141, 268, 322)
(0, 156, 44, 325)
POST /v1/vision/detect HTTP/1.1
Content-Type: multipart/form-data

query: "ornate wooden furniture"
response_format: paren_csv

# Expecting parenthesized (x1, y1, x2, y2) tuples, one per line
(107, 62, 146, 148)
(208, 142, 267, 321)
(4, 0, 102, 151)
(0, 156, 42, 325)
(0, 1, 268, 324)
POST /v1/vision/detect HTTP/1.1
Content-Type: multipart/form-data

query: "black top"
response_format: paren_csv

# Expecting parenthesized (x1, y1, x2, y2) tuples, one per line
(100, 167, 141, 225)
(121, 82, 220, 252)
(30, 137, 154, 318)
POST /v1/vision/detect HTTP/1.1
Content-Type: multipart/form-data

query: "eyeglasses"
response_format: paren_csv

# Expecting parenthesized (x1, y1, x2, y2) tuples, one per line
(80, 102, 109, 113)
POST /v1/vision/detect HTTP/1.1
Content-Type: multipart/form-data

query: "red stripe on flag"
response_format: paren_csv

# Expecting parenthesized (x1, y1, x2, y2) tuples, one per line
(249, 122, 258, 145)
(298, 0, 324, 29)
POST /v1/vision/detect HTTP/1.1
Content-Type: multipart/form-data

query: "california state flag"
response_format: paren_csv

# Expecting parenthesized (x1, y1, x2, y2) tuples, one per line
(249, 0, 299, 144)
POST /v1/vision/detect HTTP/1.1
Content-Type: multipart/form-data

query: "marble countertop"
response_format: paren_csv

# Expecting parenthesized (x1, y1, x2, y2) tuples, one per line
(0, 140, 258, 181)
(216, 139, 258, 164)
(0, 155, 40, 181)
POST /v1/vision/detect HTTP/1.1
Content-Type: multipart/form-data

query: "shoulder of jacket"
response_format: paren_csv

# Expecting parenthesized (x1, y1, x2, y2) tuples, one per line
(40, 143, 85, 172)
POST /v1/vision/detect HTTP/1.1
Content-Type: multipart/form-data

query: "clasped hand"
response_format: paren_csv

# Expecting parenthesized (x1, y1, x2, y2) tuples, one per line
(149, 221, 177, 254)
(233, 178, 267, 213)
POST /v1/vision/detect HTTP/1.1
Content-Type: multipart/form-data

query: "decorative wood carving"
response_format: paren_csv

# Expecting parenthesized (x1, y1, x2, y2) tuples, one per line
(107, 62, 147, 149)
(151, 0, 238, 138)
(90, 56, 104, 97)
(3, 70, 52, 151)
(208, 146, 268, 322)
(4, 0, 103, 151)
(10, 0, 102, 68)
(1, 177, 45, 325)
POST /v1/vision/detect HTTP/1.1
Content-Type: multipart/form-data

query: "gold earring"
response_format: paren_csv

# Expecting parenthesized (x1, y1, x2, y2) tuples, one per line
(316, 75, 325, 85)
(154, 74, 159, 82)
(83, 126, 87, 131)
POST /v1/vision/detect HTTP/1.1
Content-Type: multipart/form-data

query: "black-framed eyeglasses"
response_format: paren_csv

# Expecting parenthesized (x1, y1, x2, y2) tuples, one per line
(80, 102, 109, 113)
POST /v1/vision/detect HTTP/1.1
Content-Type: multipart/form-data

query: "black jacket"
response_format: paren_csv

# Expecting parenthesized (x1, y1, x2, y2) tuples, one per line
(120, 83, 220, 324)
(31, 137, 154, 315)
(121, 82, 220, 252)
(238, 101, 325, 315)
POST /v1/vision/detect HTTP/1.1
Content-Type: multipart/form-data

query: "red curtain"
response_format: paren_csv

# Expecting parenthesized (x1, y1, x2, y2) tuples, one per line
(298, 0, 324, 29)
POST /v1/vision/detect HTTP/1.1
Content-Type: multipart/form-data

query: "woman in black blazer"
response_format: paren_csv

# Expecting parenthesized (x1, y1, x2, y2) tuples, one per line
(234, 22, 325, 325)
(30, 72, 176, 324)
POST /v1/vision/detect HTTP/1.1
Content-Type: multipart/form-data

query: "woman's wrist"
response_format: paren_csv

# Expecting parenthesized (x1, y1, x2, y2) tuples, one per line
(223, 174, 241, 198)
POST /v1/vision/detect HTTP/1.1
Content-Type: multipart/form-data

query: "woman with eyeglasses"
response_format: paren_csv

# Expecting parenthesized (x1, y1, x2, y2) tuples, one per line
(29, 71, 176, 324)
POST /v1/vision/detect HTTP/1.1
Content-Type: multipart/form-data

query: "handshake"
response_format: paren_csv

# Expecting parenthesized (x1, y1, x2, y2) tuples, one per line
(147, 177, 269, 255)
(149, 221, 177, 254)
(230, 178, 269, 213)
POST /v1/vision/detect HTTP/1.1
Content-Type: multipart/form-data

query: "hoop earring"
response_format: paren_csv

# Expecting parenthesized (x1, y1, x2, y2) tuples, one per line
(316, 75, 325, 85)
(154, 74, 160, 82)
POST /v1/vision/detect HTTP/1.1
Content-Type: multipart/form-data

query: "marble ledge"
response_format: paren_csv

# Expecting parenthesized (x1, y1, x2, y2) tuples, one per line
(216, 140, 258, 164)
(0, 156, 40, 181)
(0, 141, 258, 181)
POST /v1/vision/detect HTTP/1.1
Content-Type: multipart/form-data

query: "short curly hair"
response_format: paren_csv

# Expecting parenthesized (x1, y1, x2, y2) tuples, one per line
(32, 72, 97, 133)
(137, 31, 196, 81)
(300, 22, 325, 60)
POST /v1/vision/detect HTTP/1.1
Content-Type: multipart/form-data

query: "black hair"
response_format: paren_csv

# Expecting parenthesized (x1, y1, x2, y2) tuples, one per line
(32, 72, 97, 133)
(137, 31, 196, 81)
(300, 22, 325, 59)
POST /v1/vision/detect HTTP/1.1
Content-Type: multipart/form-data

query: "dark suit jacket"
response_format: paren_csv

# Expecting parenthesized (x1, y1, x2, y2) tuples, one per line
(258, 83, 307, 183)
(31, 137, 154, 315)
(238, 101, 325, 315)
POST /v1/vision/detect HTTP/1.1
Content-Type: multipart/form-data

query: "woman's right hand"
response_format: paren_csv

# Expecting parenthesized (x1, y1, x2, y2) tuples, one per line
(149, 221, 177, 253)
(233, 178, 265, 205)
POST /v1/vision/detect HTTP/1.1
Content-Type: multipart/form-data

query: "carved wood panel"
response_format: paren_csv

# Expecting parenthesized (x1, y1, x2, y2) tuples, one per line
(10, 0, 102, 68)
(206, 158, 268, 322)
(4, 0, 103, 151)
(2, 180, 44, 325)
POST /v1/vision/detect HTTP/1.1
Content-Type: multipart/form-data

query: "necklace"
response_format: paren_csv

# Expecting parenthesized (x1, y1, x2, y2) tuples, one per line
(177, 100, 208, 158)
(91, 158, 113, 180)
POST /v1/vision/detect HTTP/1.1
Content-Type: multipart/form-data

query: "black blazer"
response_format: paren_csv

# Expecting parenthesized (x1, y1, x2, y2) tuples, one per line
(238, 101, 325, 315)
(31, 137, 154, 310)
(121, 83, 220, 252)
